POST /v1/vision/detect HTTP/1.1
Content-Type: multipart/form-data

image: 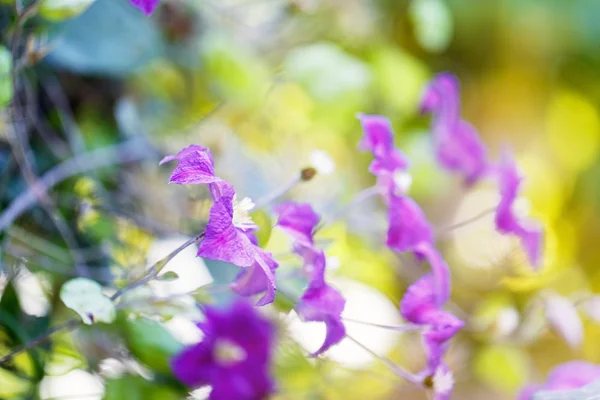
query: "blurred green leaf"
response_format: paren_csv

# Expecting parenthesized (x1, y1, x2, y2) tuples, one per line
(122, 316, 183, 375)
(60, 278, 116, 325)
(104, 374, 182, 400)
(46, 0, 163, 75)
(283, 42, 371, 102)
(158, 271, 179, 281)
(0, 46, 12, 110)
(40, 0, 96, 21)
(251, 209, 272, 248)
(409, 0, 454, 53)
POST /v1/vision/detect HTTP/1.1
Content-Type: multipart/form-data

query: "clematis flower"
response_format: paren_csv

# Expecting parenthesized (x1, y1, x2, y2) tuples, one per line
(275, 202, 346, 355)
(161, 145, 277, 306)
(420, 73, 489, 185)
(494, 150, 543, 268)
(358, 114, 451, 306)
(400, 274, 463, 374)
(198, 182, 277, 306)
(518, 361, 600, 400)
(128, 0, 160, 15)
(171, 300, 275, 400)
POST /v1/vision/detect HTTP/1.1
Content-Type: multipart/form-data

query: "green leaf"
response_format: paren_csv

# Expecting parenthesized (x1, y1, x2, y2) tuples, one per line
(251, 209, 272, 248)
(157, 271, 179, 281)
(39, 0, 96, 21)
(104, 375, 183, 400)
(283, 42, 371, 102)
(122, 316, 183, 375)
(60, 278, 116, 325)
(532, 378, 600, 399)
(0, 46, 12, 110)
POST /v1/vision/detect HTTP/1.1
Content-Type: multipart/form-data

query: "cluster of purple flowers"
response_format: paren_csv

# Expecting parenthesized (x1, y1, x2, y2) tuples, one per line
(159, 72, 557, 399)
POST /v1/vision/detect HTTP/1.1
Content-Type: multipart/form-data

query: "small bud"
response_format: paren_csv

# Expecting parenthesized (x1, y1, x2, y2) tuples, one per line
(301, 167, 317, 181)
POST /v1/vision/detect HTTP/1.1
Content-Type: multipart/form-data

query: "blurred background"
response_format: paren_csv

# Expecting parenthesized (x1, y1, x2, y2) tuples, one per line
(2, 0, 600, 399)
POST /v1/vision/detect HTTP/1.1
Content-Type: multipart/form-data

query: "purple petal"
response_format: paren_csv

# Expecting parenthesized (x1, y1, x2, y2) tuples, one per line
(129, 0, 160, 15)
(171, 300, 275, 400)
(197, 183, 256, 267)
(231, 248, 278, 306)
(545, 361, 600, 391)
(161, 144, 221, 186)
(357, 113, 409, 172)
(400, 274, 436, 324)
(517, 384, 544, 400)
(274, 202, 320, 247)
(414, 243, 451, 307)
(294, 244, 328, 288)
(494, 151, 544, 268)
(431, 364, 455, 400)
(420, 73, 460, 119)
(386, 195, 434, 253)
(297, 284, 346, 356)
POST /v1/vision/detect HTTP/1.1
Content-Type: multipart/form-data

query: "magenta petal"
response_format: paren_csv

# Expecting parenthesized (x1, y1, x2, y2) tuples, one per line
(414, 243, 451, 307)
(386, 195, 434, 253)
(517, 361, 600, 400)
(275, 202, 320, 247)
(357, 113, 409, 171)
(231, 248, 278, 306)
(400, 274, 436, 324)
(297, 284, 346, 356)
(129, 0, 160, 15)
(161, 144, 221, 186)
(197, 183, 256, 267)
(170, 301, 275, 399)
(494, 150, 544, 268)
(517, 384, 544, 400)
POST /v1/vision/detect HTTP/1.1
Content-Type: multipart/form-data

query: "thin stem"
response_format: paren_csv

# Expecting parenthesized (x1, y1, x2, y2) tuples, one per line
(0, 139, 154, 232)
(315, 185, 379, 233)
(342, 317, 421, 332)
(435, 207, 496, 238)
(0, 232, 205, 364)
(110, 232, 205, 301)
(0, 318, 80, 366)
(253, 174, 301, 209)
(345, 334, 421, 385)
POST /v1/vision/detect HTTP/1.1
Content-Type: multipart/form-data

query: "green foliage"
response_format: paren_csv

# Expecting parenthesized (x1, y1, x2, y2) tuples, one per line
(39, 0, 96, 21)
(251, 209, 273, 248)
(121, 315, 183, 375)
(60, 278, 116, 325)
(103, 374, 183, 400)
(0, 46, 12, 110)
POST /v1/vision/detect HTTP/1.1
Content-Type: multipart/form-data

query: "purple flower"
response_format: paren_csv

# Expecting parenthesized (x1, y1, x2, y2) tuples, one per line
(128, 0, 160, 15)
(274, 202, 320, 247)
(161, 145, 277, 306)
(518, 361, 600, 400)
(171, 300, 275, 400)
(494, 150, 543, 268)
(198, 182, 277, 306)
(275, 202, 346, 355)
(357, 116, 451, 306)
(420, 73, 489, 185)
(400, 274, 463, 374)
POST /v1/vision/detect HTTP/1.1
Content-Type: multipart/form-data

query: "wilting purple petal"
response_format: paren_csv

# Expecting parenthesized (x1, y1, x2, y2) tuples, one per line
(296, 284, 346, 356)
(160, 144, 222, 186)
(420, 73, 489, 185)
(171, 300, 275, 400)
(357, 114, 409, 178)
(128, 0, 160, 15)
(386, 194, 434, 253)
(274, 202, 320, 247)
(517, 361, 600, 400)
(495, 150, 543, 268)
(400, 274, 463, 372)
(197, 183, 257, 267)
(231, 247, 278, 307)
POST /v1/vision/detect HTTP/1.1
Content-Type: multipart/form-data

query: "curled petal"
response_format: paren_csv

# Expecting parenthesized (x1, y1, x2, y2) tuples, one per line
(160, 144, 221, 186)
(296, 284, 346, 356)
(275, 202, 320, 247)
(197, 183, 256, 267)
(400, 274, 436, 324)
(386, 195, 434, 253)
(231, 248, 278, 306)
(414, 243, 451, 307)
(357, 114, 409, 172)
(495, 150, 544, 268)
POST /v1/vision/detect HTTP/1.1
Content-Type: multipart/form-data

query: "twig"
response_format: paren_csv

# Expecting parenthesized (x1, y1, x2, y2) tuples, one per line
(435, 207, 496, 238)
(0, 139, 154, 232)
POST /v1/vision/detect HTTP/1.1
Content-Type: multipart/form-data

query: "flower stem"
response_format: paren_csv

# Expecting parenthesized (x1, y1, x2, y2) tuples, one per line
(253, 175, 301, 209)
(315, 185, 379, 233)
(435, 207, 496, 239)
(342, 317, 420, 332)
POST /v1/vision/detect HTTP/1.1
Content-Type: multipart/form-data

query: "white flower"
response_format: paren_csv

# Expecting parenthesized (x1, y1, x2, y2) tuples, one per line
(309, 149, 335, 175)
